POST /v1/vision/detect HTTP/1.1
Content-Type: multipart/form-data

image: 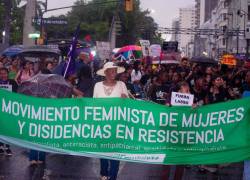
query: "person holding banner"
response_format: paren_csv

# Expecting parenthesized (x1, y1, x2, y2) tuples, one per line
(163, 81, 192, 179)
(243, 71, 250, 180)
(0, 67, 18, 92)
(0, 67, 18, 155)
(77, 64, 95, 97)
(207, 75, 231, 104)
(94, 62, 128, 180)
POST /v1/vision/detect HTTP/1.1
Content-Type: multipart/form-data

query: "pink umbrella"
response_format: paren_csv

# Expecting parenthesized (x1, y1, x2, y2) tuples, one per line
(117, 45, 142, 53)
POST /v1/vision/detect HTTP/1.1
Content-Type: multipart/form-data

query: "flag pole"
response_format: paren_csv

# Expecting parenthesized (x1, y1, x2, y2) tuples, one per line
(63, 23, 81, 78)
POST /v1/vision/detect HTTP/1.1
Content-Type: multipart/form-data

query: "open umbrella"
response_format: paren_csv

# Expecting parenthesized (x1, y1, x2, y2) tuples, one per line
(2, 45, 24, 57)
(117, 45, 141, 53)
(20, 45, 60, 55)
(115, 45, 142, 60)
(18, 74, 73, 98)
(191, 56, 218, 64)
(112, 48, 121, 54)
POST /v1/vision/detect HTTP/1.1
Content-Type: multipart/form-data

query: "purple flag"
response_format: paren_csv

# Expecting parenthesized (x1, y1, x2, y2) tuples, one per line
(63, 23, 81, 78)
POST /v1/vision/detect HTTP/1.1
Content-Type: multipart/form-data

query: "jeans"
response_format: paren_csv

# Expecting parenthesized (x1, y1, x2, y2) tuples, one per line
(100, 159, 120, 180)
(162, 165, 184, 180)
(244, 161, 250, 180)
(133, 84, 145, 98)
(29, 150, 46, 161)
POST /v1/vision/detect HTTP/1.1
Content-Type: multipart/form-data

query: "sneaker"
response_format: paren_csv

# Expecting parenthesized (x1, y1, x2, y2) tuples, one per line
(5, 148, 12, 156)
(0, 148, 4, 155)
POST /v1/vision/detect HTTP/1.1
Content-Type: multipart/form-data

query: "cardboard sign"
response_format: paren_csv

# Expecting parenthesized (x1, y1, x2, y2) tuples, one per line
(171, 92, 194, 106)
(0, 84, 12, 92)
(150, 44, 161, 57)
(96, 41, 111, 60)
(140, 40, 151, 57)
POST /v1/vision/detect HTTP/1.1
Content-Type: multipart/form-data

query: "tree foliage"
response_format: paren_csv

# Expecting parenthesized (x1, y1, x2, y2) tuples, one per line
(46, 0, 162, 46)
(0, 0, 162, 46)
(0, 0, 45, 45)
(0, 0, 24, 45)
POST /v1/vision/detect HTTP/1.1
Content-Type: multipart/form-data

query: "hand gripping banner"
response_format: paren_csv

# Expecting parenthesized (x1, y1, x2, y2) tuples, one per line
(0, 89, 250, 165)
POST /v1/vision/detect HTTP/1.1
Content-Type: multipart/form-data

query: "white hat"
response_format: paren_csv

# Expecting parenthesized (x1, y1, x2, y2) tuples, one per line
(97, 62, 125, 76)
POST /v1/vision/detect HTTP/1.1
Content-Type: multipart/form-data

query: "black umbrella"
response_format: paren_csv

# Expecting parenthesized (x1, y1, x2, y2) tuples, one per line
(190, 56, 218, 64)
(20, 45, 60, 55)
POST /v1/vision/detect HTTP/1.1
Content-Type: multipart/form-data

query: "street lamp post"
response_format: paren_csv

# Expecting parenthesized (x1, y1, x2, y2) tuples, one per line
(237, 9, 248, 59)
(225, 13, 233, 53)
(2, 31, 5, 44)
(236, 25, 240, 55)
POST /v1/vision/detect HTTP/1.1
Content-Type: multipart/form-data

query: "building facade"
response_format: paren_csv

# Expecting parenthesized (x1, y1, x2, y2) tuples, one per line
(204, 0, 219, 22)
(178, 7, 196, 57)
(227, 0, 247, 55)
(194, 0, 218, 57)
(195, 0, 201, 27)
(170, 19, 180, 42)
(196, 0, 218, 27)
(194, 0, 250, 59)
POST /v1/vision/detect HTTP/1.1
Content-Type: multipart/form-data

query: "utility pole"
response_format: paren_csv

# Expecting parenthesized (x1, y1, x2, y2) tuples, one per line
(109, 16, 117, 51)
(3, 0, 11, 47)
(236, 26, 239, 55)
(23, 0, 36, 46)
(109, 0, 122, 51)
(39, 0, 48, 45)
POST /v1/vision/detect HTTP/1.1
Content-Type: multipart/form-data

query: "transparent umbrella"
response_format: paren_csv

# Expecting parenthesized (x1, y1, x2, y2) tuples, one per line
(18, 74, 73, 98)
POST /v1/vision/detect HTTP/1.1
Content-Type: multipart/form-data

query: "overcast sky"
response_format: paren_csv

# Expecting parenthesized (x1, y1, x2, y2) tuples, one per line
(46, 0, 195, 28)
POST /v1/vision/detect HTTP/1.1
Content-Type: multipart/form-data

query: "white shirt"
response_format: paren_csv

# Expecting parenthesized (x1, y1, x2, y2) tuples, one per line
(93, 81, 128, 98)
(131, 69, 142, 83)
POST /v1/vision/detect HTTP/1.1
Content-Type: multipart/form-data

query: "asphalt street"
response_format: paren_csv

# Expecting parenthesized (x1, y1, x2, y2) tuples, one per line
(0, 146, 244, 180)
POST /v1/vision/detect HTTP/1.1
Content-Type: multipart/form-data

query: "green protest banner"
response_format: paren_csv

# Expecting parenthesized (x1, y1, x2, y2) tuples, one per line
(0, 88, 250, 165)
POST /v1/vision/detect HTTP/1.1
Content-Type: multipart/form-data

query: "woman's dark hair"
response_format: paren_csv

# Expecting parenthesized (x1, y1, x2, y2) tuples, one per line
(211, 74, 221, 83)
(176, 81, 189, 91)
(21, 60, 30, 67)
(133, 61, 140, 74)
(194, 75, 204, 82)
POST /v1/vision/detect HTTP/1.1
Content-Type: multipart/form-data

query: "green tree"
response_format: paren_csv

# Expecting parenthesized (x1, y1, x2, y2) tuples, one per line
(46, 0, 161, 46)
(35, 0, 46, 17)
(66, 0, 117, 41)
(0, 0, 48, 45)
(1, 0, 23, 45)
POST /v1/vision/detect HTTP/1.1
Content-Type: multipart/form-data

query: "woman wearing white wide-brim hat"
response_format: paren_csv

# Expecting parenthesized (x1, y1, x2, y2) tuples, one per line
(94, 62, 128, 98)
(93, 62, 128, 180)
